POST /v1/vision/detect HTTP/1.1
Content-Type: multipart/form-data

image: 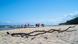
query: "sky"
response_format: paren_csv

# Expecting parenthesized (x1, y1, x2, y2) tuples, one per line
(0, 0, 78, 25)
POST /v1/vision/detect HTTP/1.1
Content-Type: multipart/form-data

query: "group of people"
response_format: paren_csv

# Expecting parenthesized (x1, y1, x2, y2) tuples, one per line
(23, 23, 45, 28)
(35, 24, 45, 27)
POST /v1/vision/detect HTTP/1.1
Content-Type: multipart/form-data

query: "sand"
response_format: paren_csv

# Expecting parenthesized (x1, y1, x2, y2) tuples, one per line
(0, 25, 78, 44)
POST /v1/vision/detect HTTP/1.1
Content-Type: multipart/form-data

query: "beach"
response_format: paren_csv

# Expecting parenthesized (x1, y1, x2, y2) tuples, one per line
(0, 25, 78, 44)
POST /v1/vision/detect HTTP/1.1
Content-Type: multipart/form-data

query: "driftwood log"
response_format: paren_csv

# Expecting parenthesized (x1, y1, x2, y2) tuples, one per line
(7, 26, 76, 38)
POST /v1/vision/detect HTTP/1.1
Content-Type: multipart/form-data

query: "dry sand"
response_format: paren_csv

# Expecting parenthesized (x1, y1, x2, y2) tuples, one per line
(0, 25, 78, 44)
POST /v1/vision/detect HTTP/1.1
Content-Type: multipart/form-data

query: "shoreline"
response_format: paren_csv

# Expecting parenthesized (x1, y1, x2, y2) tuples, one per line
(0, 25, 78, 44)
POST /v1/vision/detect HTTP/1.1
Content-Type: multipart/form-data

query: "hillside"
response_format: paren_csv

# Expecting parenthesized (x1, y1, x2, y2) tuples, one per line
(59, 17, 78, 25)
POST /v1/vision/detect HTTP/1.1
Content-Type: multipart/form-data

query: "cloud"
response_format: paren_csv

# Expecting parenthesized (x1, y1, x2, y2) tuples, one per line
(69, 11, 78, 17)
(64, 11, 78, 20)
(5, 21, 12, 23)
(0, 21, 13, 25)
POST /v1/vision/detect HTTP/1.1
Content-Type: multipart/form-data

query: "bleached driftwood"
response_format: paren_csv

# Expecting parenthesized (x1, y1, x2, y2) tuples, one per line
(7, 26, 76, 38)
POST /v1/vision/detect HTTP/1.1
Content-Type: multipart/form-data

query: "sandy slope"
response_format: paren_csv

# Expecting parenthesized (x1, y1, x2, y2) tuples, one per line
(0, 25, 78, 44)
